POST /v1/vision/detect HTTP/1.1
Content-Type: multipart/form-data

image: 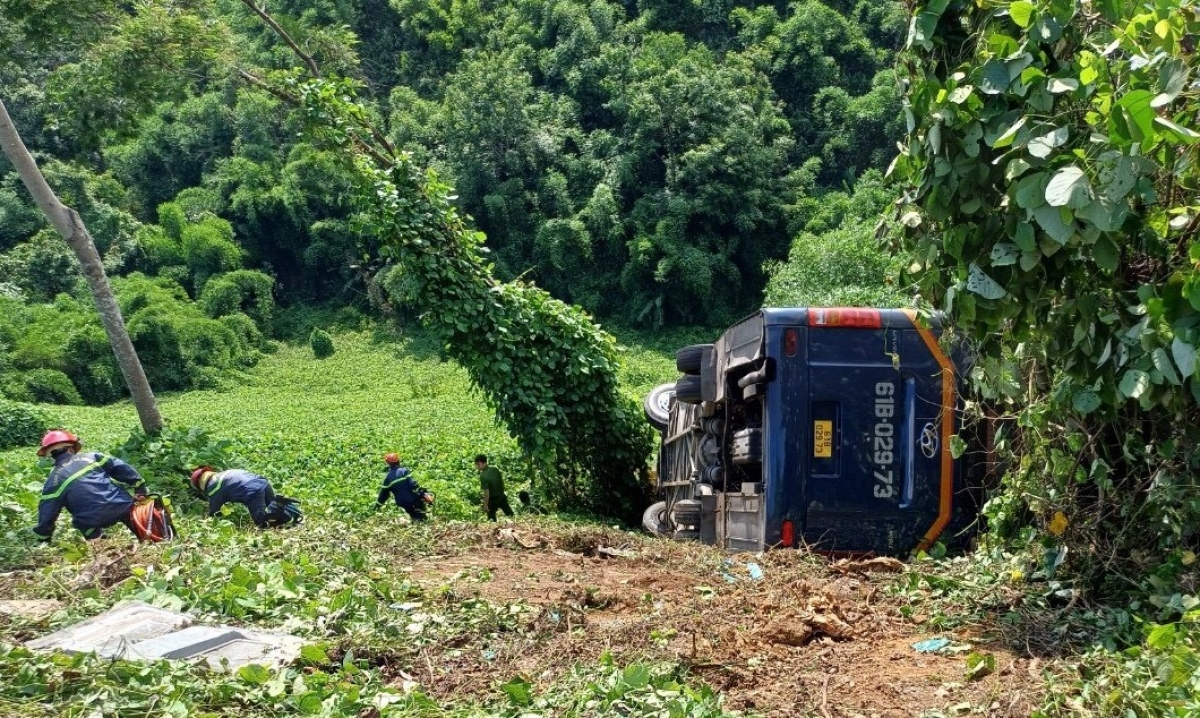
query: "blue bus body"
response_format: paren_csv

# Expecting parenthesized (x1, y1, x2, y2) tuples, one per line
(649, 308, 973, 555)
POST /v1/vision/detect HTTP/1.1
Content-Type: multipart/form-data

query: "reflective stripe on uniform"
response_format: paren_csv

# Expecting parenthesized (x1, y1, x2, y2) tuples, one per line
(206, 472, 226, 496)
(40, 459, 106, 502)
(383, 469, 411, 489)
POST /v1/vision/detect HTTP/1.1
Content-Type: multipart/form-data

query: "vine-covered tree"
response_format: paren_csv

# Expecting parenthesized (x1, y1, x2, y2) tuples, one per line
(894, 0, 1200, 584)
(240, 3, 656, 518)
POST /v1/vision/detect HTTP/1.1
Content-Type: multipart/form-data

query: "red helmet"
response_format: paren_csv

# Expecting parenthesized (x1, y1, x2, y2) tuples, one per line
(384, 453, 400, 465)
(190, 466, 215, 491)
(37, 430, 80, 457)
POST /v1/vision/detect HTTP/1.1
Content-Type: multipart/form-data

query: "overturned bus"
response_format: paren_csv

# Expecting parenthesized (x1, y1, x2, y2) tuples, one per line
(642, 307, 985, 555)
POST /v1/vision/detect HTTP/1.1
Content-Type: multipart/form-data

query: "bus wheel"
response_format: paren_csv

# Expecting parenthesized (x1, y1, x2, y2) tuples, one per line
(642, 501, 668, 535)
(676, 344, 711, 374)
(643, 383, 675, 431)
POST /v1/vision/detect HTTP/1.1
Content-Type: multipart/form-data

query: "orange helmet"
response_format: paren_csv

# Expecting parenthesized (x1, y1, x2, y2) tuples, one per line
(190, 466, 215, 492)
(384, 453, 400, 465)
(37, 430, 81, 457)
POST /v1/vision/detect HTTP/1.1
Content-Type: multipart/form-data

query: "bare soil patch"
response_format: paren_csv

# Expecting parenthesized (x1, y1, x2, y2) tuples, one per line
(400, 524, 1045, 717)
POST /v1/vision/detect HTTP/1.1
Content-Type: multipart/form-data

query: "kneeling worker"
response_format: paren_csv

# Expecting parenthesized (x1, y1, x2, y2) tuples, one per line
(376, 452, 433, 521)
(190, 466, 300, 528)
(33, 430, 149, 541)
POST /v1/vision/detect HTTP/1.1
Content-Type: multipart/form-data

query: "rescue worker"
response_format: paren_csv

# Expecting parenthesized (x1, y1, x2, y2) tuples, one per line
(190, 466, 296, 528)
(475, 454, 512, 521)
(33, 430, 148, 541)
(375, 453, 433, 521)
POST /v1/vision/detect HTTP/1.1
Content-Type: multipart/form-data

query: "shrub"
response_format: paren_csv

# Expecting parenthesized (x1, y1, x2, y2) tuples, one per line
(0, 398, 52, 450)
(0, 374, 35, 403)
(118, 425, 240, 509)
(272, 305, 340, 341)
(332, 306, 370, 332)
(134, 224, 186, 272)
(199, 269, 275, 330)
(219, 312, 266, 356)
(310, 328, 335, 359)
(22, 368, 83, 405)
(0, 230, 79, 302)
(180, 215, 243, 293)
(62, 325, 125, 404)
(126, 308, 189, 390)
(763, 217, 911, 308)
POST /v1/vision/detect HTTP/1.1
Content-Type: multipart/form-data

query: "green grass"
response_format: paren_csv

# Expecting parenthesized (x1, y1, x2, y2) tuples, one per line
(0, 325, 733, 718)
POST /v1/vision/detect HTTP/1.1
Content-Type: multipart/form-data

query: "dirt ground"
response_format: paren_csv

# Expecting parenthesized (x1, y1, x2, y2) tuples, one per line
(403, 525, 1046, 717)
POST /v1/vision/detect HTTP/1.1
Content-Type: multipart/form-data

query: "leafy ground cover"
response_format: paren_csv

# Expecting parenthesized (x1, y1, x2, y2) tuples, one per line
(0, 325, 1182, 717)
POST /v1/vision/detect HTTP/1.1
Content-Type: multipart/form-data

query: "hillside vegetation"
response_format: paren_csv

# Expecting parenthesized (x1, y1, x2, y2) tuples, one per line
(3, 0, 1200, 715)
(0, 329, 1044, 718)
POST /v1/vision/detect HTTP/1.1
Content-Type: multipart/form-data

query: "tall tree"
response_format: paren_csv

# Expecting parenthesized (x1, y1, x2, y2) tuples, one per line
(0, 98, 163, 433)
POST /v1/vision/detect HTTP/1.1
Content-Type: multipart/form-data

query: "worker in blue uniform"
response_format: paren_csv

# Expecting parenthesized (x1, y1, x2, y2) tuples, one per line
(32, 430, 148, 541)
(375, 452, 433, 521)
(190, 466, 300, 527)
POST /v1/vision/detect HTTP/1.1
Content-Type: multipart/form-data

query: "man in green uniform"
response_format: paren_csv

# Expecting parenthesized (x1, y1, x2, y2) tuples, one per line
(475, 454, 512, 521)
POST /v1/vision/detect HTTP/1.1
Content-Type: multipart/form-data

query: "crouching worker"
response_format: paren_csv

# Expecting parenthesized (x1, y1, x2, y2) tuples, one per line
(190, 466, 302, 528)
(375, 453, 433, 521)
(33, 430, 151, 541)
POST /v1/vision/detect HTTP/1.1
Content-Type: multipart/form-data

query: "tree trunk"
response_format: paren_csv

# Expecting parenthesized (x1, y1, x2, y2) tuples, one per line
(0, 98, 163, 434)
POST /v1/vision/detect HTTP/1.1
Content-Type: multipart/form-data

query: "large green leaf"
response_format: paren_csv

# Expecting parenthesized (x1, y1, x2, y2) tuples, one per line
(910, 0, 952, 49)
(1072, 389, 1101, 414)
(1153, 117, 1200, 144)
(990, 242, 1019, 266)
(1014, 221, 1036, 251)
(1078, 197, 1128, 232)
(1101, 155, 1138, 201)
(1152, 58, 1189, 108)
(238, 664, 271, 684)
(1172, 338, 1197, 379)
(1033, 15, 1062, 42)
(1047, 77, 1079, 94)
(980, 59, 1012, 95)
(1152, 348, 1182, 386)
(1015, 172, 1049, 209)
(1005, 158, 1031, 181)
(1118, 368, 1150, 399)
(1045, 165, 1091, 207)
(1009, 1, 1034, 28)
(991, 116, 1027, 147)
(1028, 126, 1068, 158)
(1033, 204, 1074, 243)
(966, 263, 1006, 299)
(1116, 90, 1156, 142)
(1092, 234, 1120, 272)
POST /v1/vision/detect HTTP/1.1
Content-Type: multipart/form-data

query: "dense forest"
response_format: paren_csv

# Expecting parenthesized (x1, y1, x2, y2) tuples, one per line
(0, 0, 909, 406)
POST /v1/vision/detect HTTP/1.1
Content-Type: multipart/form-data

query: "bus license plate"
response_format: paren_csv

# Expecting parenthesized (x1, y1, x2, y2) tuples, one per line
(814, 420, 833, 458)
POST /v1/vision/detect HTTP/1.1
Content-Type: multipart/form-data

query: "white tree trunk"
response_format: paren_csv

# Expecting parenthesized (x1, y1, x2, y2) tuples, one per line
(0, 97, 163, 434)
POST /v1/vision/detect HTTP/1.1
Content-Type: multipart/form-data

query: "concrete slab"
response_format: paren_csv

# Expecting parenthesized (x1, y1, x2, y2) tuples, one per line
(26, 601, 193, 658)
(127, 624, 305, 669)
(26, 600, 304, 670)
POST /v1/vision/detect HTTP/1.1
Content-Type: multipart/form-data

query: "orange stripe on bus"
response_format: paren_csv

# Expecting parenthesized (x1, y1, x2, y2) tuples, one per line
(902, 310, 955, 553)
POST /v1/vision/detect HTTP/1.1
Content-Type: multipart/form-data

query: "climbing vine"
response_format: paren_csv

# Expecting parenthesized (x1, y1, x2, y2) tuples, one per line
(895, 0, 1200, 583)
(256, 72, 654, 519)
